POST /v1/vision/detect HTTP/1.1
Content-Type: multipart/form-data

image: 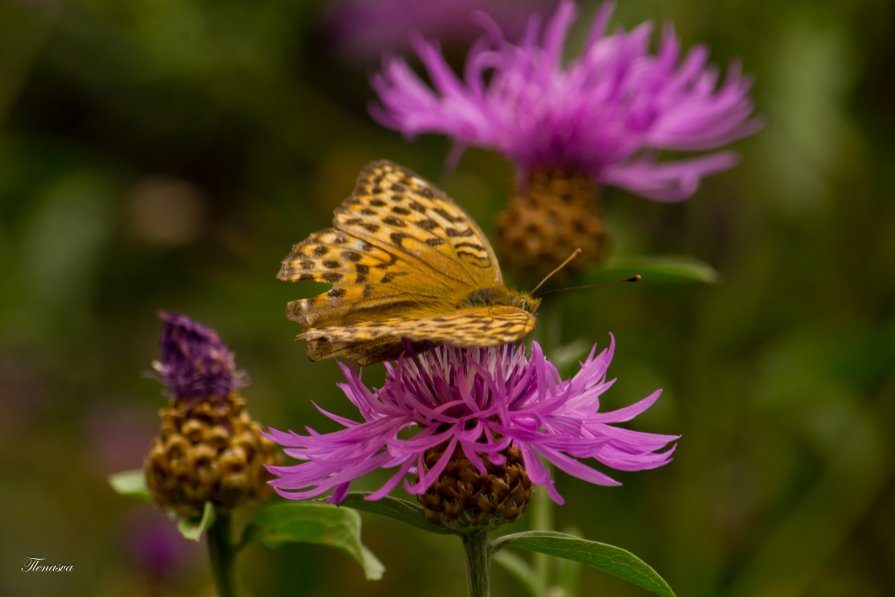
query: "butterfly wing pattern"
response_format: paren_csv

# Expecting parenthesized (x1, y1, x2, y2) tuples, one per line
(278, 160, 537, 364)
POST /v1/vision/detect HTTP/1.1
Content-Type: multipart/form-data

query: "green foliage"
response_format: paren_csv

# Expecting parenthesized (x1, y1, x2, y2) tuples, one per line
(241, 502, 384, 580)
(108, 470, 150, 502)
(493, 531, 675, 597)
(178, 502, 216, 542)
(338, 492, 454, 535)
(583, 255, 719, 285)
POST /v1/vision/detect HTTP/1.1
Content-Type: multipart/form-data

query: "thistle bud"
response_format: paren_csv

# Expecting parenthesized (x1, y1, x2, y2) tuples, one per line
(144, 312, 279, 519)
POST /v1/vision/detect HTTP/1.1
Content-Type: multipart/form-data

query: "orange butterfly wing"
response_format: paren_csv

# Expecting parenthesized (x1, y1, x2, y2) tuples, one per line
(278, 161, 535, 364)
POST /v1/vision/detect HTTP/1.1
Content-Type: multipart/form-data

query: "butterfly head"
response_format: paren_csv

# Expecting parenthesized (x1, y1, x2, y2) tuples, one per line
(511, 291, 541, 314)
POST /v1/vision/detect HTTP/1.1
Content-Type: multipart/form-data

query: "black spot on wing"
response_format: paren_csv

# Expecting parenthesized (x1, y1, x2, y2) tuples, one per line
(383, 216, 406, 227)
(390, 232, 409, 246)
(434, 208, 463, 223)
(445, 227, 475, 237)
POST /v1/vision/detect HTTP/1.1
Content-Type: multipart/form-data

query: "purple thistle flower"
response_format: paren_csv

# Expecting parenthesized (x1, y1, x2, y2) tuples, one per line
(371, 1, 761, 201)
(266, 337, 677, 505)
(153, 311, 246, 404)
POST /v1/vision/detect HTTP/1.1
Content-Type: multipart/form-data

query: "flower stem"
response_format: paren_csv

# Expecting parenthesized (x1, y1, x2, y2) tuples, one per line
(532, 484, 553, 594)
(461, 530, 491, 597)
(532, 302, 562, 594)
(207, 511, 241, 597)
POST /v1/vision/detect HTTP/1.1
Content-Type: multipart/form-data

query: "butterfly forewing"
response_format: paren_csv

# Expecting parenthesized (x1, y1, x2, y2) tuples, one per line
(278, 228, 437, 328)
(336, 161, 502, 290)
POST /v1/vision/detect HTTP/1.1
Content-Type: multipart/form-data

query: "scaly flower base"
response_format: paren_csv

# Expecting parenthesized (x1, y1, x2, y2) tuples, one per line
(496, 168, 608, 281)
(145, 393, 279, 519)
(418, 444, 533, 532)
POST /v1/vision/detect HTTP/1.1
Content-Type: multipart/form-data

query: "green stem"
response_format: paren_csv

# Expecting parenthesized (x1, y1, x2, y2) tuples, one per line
(207, 511, 241, 597)
(461, 530, 491, 597)
(532, 302, 562, 595)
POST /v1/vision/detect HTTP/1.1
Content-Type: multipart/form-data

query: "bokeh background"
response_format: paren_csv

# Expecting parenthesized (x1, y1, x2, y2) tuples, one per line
(1, 0, 893, 595)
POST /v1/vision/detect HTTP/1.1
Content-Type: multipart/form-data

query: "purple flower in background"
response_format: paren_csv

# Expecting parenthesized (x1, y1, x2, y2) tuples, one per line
(325, 0, 551, 61)
(266, 337, 677, 505)
(372, 1, 761, 201)
(125, 510, 196, 578)
(153, 311, 246, 404)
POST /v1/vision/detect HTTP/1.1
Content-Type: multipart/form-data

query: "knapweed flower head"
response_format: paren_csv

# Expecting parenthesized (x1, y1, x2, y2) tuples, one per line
(372, 0, 760, 201)
(153, 310, 246, 406)
(267, 337, 677, 529)
(145, 312, 277, 519)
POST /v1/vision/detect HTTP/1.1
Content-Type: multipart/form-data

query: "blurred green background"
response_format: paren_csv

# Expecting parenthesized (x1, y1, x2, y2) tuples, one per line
(1, 0, 893, 595)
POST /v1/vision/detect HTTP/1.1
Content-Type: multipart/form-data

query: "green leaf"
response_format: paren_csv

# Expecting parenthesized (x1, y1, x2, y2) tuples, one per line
(584, 255, 719, 285)
(178, 501, 216, 542)
(338, 492, 453, 535)
(492, 531, 675, 597)
(241, 502, 384, 580)
(493, 549, 539, 597)
(108, 470, 150, 502)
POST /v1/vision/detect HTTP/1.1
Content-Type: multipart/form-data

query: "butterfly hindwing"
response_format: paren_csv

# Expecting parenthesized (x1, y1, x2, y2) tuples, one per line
(300, 306, 536, 359)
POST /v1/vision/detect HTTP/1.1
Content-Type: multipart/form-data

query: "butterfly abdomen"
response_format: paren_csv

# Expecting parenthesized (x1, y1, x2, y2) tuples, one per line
(459, 287, 539, 314)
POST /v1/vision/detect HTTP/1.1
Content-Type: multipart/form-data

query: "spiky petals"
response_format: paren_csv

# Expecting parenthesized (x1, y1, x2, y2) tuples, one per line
(266, 337, 677, 505)
(153, 311, 246, 404)
(371, 1, 760, 201)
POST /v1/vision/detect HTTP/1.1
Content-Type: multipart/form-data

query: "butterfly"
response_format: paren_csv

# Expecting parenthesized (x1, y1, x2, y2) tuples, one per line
(277, 160, 541, 365)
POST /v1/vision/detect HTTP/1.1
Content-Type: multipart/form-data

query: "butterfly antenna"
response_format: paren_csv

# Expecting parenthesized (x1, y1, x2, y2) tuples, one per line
(530, 249, 583, 296)
(537, 275, 642, 297)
